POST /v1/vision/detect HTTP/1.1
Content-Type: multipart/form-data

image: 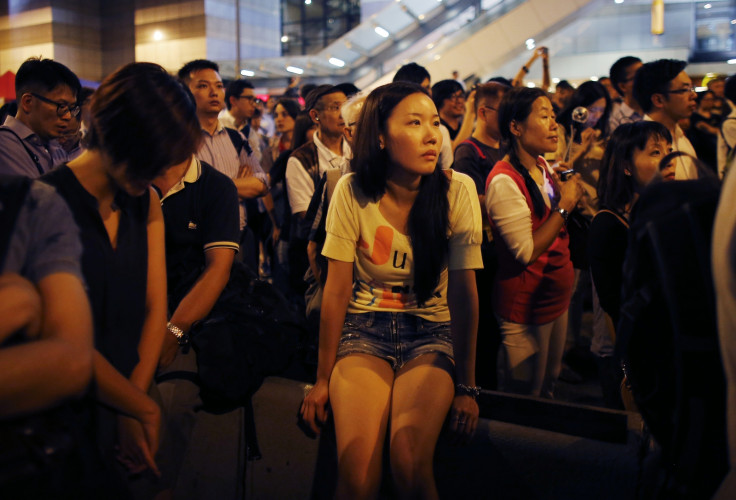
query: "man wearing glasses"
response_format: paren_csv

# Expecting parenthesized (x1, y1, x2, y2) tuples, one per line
(0, 57, 81, 177)
(634, 58, 698, 179)
(222, 79, 262, 162)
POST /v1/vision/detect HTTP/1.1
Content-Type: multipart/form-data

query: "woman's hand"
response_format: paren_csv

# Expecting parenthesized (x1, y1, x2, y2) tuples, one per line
(116, 403, 161, 477)
(299, 378, 330, 437)
(449, 394, 479, 445)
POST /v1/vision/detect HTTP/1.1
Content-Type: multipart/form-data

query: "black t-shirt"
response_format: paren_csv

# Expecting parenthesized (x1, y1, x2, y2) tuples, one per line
(452, 137, 503, 195)
(588, 210, 629, 326)
(441, 118, 460, 141)
(156, 160, 240, 310)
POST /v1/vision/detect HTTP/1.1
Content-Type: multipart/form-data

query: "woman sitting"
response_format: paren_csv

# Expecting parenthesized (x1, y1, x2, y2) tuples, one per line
(300, 81, 482, 498)
(485, 86, 584, 398)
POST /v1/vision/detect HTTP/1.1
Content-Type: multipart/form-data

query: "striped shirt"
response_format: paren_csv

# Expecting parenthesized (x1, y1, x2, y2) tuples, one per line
(196, 121, 267, 228)
(0, 116, 68, 178)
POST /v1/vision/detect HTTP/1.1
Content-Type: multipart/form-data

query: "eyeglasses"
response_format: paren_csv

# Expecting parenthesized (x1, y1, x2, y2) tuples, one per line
(449, 92, 466, 102)
(237, 95, 256, 102)
(321, 102, 346, 112)
(664, 87, 696, 95)
(30, 93, 80, 117)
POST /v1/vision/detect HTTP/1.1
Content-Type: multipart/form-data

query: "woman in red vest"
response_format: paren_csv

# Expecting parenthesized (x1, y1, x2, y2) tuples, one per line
(485, 87, 584, 397)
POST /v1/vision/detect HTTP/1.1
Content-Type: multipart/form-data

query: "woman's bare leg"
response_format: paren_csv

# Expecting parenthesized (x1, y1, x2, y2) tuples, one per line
(330, 354, 394, 500)
(389, 353, 454, 499)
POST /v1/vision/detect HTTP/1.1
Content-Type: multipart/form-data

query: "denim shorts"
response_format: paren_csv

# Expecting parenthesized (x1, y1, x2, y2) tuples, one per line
(336, 311, 454, 371)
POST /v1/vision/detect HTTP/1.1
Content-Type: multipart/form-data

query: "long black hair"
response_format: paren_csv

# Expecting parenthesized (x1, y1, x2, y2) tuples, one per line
(597, 121, 671, 213)
(352, 81, 449, 305)
(497, 86, 549, 219)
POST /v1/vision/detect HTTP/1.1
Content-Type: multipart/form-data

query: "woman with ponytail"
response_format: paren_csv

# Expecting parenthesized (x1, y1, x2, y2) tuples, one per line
(485, 86, 584, 398)
(300, 82, 482, 498)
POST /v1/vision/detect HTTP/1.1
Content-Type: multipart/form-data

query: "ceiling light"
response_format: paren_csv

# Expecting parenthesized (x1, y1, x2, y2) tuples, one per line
(527, 82, 536, 88)
(614, 0, 623, 4)
(153, 30, 163, 41)
(305, 0, 311, 4)
(552, 77, 560, 84)
(728, 59, 736, 64)
(590, 76, 599, 81)
(286, 66, 304, 74)
(374, 26, 389, 38)
(329, 57, 345, 67)
(704, 3, 712, 9)
(434, 54, 441, 60)
(240, 69, 255, 77)
(281, 35, 288, 43)
(526, 38, 535, 50)
(418, 14, 425, 20)
(427, 43, 434, 49)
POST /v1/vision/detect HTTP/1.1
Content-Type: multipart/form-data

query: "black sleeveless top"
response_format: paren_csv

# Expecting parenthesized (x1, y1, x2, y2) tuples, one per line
(42, 165, 149, 377)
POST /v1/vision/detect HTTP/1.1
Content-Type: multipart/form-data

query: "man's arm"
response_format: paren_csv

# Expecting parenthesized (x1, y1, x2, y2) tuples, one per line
(0, 272, 93, 418)
(159, 248, 235, 367)
(236, 146, 269, 199)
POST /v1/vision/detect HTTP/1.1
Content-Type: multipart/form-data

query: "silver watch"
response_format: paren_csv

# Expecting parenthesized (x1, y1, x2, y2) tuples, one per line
(555, 207, 569, 224)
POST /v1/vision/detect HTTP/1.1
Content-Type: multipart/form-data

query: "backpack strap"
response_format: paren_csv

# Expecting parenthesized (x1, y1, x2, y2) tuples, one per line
(226, 127, 253, 157)
(0, 127, 45, 176)
(460, 139, 486, 160)
(0, 175, 33, 268)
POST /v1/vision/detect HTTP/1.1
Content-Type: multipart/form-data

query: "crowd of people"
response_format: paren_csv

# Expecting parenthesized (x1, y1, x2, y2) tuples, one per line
(1, 48, 735, 499)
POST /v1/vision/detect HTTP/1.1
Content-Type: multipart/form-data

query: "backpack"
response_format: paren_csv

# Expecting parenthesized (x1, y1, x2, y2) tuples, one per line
(617, 179, 728, 499)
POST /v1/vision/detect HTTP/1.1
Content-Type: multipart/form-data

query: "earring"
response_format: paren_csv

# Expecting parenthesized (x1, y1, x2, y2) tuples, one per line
(379, 141, 384, 149)
(315, 117, 320, 122)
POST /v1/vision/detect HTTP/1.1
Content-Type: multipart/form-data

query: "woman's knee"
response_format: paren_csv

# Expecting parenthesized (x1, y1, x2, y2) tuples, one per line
(389, 432, 435, 492)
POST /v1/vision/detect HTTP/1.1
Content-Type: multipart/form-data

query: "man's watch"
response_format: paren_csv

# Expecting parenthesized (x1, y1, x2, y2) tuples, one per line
(555, 207, 570, 225)
(167, 322, 189, 346)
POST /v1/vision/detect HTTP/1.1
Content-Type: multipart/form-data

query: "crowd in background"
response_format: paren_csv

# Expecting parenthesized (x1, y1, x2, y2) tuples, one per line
(1, 46, 735, 499)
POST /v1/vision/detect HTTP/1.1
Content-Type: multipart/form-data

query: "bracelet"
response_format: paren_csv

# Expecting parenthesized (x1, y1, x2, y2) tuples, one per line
(555, 207, 570, 225)
(167, 322, 189, 346)
(522, 65, 529, 73)
(455, 383, 482, 400)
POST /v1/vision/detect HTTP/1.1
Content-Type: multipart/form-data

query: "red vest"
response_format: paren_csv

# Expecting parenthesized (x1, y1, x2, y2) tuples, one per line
(485, 160, 574, 324)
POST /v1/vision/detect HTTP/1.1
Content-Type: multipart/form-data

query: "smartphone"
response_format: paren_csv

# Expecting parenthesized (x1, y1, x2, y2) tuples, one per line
(559, 169, 575, 181)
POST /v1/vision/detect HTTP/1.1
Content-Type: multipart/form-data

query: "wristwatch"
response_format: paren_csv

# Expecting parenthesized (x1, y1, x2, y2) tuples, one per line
(555, 207, 570, 225)
(167, 322, 189, 346)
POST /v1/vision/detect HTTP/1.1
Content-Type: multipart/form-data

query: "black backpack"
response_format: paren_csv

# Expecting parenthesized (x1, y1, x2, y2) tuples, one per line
(617, 179, 728, 499)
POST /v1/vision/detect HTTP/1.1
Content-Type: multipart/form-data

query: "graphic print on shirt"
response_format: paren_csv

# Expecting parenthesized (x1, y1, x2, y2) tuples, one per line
(357, 224, 415, 309)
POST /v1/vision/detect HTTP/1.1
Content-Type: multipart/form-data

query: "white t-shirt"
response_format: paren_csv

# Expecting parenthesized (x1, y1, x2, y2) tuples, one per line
(285, 132, 352, 214)
(322, 171, 483, 322)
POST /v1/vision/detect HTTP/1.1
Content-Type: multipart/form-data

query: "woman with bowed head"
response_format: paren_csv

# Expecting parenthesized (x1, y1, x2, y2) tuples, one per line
(300, 81, 483, 499)
(41, 62, 201, 490)
(588, 121, 672, 408)
(485, 86, 585, 398)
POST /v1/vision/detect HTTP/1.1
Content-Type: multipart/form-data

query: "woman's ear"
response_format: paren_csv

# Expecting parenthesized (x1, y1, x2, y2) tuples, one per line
(509, 119, 522, 138)
(378, 133, 385, 150)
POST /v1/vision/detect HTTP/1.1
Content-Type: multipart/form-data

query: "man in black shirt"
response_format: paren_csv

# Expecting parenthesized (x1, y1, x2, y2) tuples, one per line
(452, 81, 508, 390)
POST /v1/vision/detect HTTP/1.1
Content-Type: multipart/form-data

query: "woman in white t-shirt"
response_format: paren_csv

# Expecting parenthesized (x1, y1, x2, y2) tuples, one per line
(300, 82, 483, 498)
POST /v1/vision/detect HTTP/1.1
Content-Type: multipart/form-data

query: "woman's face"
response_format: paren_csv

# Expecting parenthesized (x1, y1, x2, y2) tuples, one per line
(383, 92, 442, 178)
(274, 104, 295, 134)
(585, 97, 606, 128)
(631, 135, 671, 187)
(514, 96, 558, 156)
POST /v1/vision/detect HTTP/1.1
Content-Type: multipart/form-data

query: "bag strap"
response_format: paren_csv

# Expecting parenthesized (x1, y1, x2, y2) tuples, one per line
(0, 127, 45, 176)
(719, 116, 736, 150)
(597, 208, 630, 229)
(460, 139, 486, 160)
(226, 127, 253, 157)
(0, 175, 33, 268)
